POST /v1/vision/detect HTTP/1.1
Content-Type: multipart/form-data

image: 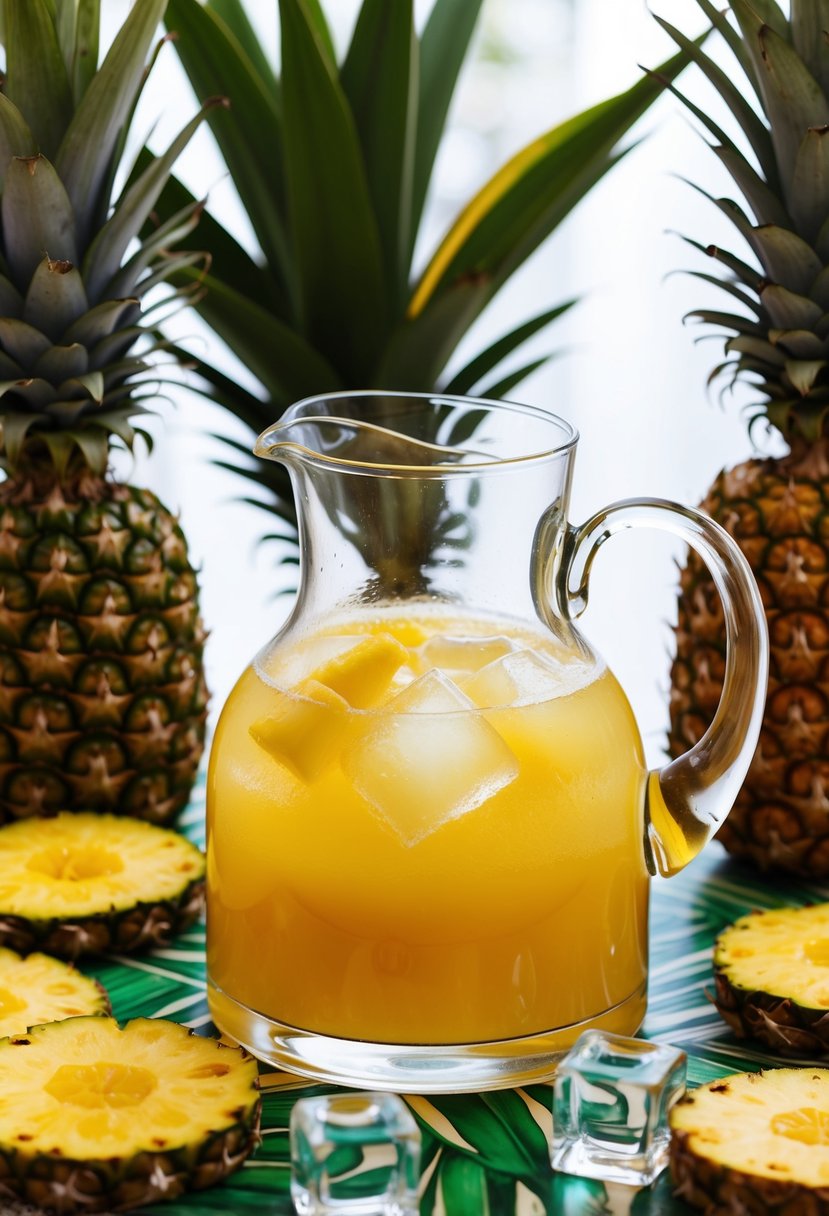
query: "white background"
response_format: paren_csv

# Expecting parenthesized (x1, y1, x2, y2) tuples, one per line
(104, 0, 775, 764)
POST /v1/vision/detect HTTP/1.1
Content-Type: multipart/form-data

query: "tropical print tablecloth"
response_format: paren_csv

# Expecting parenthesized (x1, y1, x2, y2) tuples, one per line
(6, 782, 827, 1216)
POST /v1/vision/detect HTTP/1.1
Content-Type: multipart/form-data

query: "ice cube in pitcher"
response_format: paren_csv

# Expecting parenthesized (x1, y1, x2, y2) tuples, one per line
(343, 670, 518, 845)
(462, 648, 569, 707)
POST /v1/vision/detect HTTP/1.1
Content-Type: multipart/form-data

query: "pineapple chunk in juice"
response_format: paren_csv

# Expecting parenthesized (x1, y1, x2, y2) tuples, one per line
(208, 612, 649, 1044)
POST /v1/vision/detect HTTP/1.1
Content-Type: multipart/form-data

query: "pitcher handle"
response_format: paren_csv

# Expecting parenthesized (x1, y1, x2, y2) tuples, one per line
(553, 497, 769, 878)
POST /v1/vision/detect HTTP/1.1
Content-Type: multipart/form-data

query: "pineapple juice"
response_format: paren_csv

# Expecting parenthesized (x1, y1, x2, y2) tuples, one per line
(207, 610, 649, 1045)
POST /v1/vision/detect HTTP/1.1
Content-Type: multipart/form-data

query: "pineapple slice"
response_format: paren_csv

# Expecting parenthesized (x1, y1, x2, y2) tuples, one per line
(670, 1069, 829, 1211)
(0, 813, 204, 960)
(0, 1015, 260, 1212)
(713, 904, 829, 1057)
(0, 947, 109, 1038)
(249, 679, 353, 781)
(308, 632, 409, 708)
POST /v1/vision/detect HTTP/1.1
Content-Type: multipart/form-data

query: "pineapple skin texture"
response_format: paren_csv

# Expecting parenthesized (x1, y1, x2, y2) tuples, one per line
(670, 451, 829, 877)
(0, 479, 208, 826)
(671, 1128, 829, 1215)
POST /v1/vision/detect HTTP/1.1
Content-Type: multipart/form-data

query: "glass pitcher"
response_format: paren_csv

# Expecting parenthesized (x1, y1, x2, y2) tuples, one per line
(206, 392, 767, 1093)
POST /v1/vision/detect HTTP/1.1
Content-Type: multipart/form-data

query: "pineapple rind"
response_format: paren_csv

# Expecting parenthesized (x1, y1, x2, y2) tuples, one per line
(0, 1016, 260, 1213)
(670, 1070, 829, 1213)
(713, 905, 829, 1057)
(0, 813, 205, 960)
(0, 947, 109, 1038)
(0, 482, 207, 826)
(670, 455, 829, 877)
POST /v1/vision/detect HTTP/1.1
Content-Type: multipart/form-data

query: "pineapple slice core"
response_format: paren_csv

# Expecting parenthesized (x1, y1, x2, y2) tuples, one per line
(26, 845, 124, 881)
(45, 1062, 156, 1109)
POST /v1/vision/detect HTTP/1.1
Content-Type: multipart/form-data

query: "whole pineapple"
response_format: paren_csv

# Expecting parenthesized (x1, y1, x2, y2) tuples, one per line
(0, 0, 211, 824)
(663, 0, 829, 876)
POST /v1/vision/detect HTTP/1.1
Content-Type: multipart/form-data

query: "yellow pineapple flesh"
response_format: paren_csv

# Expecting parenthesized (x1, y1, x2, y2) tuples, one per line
(670, 1069, 829, 1211)
(713, 903, 829, 1058)
(0, 812, 204, 958)
(0, 1016, 260, 1212)
(0, 947, 109, 1038)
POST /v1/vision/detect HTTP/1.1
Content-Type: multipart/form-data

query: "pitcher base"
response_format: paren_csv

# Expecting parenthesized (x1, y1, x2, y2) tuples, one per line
(206, 981, 648, 1093)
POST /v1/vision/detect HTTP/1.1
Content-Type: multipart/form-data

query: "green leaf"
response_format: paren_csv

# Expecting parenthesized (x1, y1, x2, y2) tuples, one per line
(686, 306, 764, 333)
(188, 272, 341, 407)
(0, 275, 23, 319)
(280, 0, 387, 380)
(436, 1155, 491, 1215)
(737, 10, 829, 194)
(0, 317, 52, 365)
(726, 333, 787, 364)
(410, 0, 484, 247)
(67, 426, 108, 473)
(694, 0, 761, 94)
(654, 12, 777, 189)
(1, 412, 44, 466)
(132, 160, 288, 318)
(165, 0, 291, 290)
(409, 48, 693, 321)
(477, 354, 553, 399)
(2, 154, 78, 288)
(685, 268, 765, 315)
(713, 145, 790, 228)
(785, 355, 827, 391)
(772, 328, 828, 357)
(301, 0, 337, 66)
(23, 257, 89, 340)
(340, 0, 418, 306)
(70, 0, 100, 103)
(83, 98, 218, 299)
(751, 224, 823, 293)
(791, 1, 829, 93)
(207, 0, 278, 92)
(377, 280, 491, 389)
(730, 0, 790, 41)
(56, 0, 167, 249)
(34, 342, 88, 384)
(445, 302, 573, 394)
(790, 125, 829, 244)
(63, 298, 139, 348)
(761, 282, 824, 328)
(0, 95, 37, 193)
(4, 0, 73, 159)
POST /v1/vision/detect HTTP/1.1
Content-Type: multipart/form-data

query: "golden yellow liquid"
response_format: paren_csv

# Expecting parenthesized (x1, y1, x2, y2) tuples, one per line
(207, 612, 649, 1045)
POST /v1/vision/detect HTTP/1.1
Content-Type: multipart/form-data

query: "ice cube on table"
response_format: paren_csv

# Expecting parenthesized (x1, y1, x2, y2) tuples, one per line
(552, 1030, 687, 1187)
(416, 633, 515, 675)
(249, 680, 352, 782)
(461, 648, 569, 708)
(290, 1091, 420, 1216)
(342, 670, 518, 844)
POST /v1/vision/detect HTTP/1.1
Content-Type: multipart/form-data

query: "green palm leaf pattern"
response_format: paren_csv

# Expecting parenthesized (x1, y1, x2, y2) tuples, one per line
(57, 779, 829, 1216)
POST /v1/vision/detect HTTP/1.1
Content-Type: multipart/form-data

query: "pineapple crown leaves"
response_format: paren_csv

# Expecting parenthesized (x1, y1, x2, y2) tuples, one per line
(0, 0, 218, 481)
(658, 0, 829, 445)
(149, 0, 697, 550)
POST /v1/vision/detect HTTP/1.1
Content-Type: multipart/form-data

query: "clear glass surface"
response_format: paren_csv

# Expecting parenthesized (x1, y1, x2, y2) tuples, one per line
(551, 1030, 687, 1186)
